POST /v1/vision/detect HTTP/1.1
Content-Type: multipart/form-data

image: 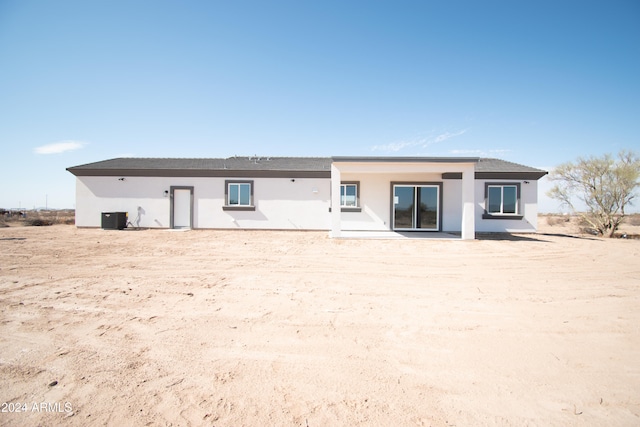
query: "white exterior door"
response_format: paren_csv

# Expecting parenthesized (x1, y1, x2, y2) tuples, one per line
(172, 188, 192, 229)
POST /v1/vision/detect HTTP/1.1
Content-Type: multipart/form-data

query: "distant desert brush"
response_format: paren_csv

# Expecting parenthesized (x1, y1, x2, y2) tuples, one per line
(545, 215, 571, 226)
(0, 209, 75, 226)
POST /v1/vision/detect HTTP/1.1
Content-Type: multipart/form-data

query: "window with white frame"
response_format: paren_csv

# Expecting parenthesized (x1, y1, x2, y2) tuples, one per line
(487, 184, 518, 214)
(340, 183, 358, 207)
(226, 181, 253, 207)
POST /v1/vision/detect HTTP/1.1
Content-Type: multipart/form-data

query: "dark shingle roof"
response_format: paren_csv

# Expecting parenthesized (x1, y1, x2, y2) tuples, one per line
(477, 158, 543, 173)
(476, 158, 547, 179)
(68, 156, 331, 171)
(67, 157, 333, 178)
(67, 156, 547, 179)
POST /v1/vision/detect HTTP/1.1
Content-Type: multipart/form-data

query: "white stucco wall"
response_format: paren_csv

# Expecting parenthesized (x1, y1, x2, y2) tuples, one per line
(442, 179, 463, 232)
(338, 172, 443, 231)
(474, 180, 539, 233)
(74, 176, 330, 229)
(75, 176, 174, 228)
(74, 171, 540, 233)
(335, 174, 539, 233)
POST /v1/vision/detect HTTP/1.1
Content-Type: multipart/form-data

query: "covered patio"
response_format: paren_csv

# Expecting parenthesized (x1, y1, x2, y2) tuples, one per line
(330, 157, 478, 240)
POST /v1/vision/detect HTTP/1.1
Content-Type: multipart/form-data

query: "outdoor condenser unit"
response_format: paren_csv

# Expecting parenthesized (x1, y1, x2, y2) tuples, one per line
(101, 212, 128, 230)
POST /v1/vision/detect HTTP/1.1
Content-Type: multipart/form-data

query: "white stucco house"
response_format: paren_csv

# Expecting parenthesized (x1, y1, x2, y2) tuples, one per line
(67, 156, 547, 239)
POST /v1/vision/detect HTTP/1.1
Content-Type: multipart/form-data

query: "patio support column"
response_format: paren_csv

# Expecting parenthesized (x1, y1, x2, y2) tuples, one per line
(330, 163, 341, 237)
(461, 168, 475, 240)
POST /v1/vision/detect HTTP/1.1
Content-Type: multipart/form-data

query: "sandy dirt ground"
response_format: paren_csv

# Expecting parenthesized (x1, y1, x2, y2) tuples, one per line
(1, 219, 639, 426)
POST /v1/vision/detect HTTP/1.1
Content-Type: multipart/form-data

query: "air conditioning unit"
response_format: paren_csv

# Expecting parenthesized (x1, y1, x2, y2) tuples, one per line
(101, 212, 127, 230)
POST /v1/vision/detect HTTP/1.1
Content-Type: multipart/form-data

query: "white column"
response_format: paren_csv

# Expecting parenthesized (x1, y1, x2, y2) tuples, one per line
(330, 163, 342, 237)
(461, 167, 475, 240)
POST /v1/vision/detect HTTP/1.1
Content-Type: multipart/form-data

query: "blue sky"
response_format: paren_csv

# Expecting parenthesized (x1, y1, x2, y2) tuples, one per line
(1, 0, 638, 211)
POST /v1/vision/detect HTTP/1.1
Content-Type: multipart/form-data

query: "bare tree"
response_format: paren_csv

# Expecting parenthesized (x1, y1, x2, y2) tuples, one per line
(547, 150, 640, 237)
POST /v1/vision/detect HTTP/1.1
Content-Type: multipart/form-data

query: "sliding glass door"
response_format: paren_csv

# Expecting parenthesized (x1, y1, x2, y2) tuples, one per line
(393, 185, 440, 231)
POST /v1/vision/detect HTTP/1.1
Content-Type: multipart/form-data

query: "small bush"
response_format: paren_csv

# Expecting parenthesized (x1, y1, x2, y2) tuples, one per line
(545, 215, 571, 226)
(26, 218, 54, 226)
(627, 214, 640, 226)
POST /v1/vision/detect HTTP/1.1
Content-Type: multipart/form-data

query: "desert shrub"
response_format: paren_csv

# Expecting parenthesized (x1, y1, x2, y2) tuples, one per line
(575, 216, 598, 235)
(26, 218, 54, 226)
(547, 150, 639, 237)
(1, 210, 75, 226)
(545, 215, 571, 226)
(627, 214, 640, 226)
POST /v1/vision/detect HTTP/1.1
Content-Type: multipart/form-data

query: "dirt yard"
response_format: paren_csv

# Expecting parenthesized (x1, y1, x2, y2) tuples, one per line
(1, 219, 639, 426)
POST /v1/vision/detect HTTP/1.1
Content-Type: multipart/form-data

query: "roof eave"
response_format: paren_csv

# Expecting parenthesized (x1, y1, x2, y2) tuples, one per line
(331, 156, 480, 163)
(66, 168, 331, 178)
(475, 171, 548, 180)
